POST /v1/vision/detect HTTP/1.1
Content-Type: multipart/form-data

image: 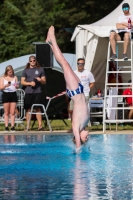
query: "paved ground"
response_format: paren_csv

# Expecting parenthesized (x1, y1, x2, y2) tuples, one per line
(0, 130, 132, 135)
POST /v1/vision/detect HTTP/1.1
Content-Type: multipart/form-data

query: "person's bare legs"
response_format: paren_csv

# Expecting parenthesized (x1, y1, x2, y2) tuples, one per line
(36, 108, 42, 129)
(26, 108, 42, 130)
(68, 100, 73, 132)
(26, 109, 31, 129)
(3, 103, 10, 127)
(67, 110, 73, 133)
(123, 32, 130, 54)
(128, 108, 133, 119)
(69, 110, 73, 122)
(110, 32, 121, 54)
(46, 26, 80, 91)
(10, 102, 16, 127)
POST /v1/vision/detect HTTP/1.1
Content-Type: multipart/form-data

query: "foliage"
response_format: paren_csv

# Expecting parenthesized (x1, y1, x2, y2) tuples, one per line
(0, 0, 123, 63)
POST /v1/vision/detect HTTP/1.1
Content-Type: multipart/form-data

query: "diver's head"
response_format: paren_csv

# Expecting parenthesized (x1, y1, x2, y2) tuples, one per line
(80, 130, 89, 144)
(72, 130, 89, 145)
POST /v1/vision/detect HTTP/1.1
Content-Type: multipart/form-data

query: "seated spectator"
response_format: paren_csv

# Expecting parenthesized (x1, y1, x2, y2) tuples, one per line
(110, 3, 133, 61)
(123, 80, 133, 119)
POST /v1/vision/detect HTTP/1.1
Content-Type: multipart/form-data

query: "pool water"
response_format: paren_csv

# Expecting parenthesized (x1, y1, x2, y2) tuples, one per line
(0, 134, 133, 199)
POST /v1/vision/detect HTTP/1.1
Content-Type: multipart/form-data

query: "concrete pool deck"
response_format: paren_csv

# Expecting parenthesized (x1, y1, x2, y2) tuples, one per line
(0, 130, 132, 135)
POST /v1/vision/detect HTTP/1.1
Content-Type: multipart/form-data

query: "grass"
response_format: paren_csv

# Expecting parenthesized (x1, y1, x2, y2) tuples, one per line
(0, 119, 133, 131)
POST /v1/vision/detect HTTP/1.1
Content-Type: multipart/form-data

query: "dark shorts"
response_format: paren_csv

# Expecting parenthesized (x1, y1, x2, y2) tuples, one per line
(118, 32, 133, 40)
(24, 93, 43, 110)
(2, 92, 18, 103)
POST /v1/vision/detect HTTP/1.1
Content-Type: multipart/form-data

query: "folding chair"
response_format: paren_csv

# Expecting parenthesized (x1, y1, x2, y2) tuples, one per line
(26, 104, 52, 132)
(26, 91, 66, 132)
(46, 91, 68, 126)
(89, 98, 104, 130)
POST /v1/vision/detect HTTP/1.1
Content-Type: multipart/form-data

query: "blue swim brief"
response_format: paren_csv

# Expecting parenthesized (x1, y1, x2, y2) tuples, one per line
(66, 83, 84, 98)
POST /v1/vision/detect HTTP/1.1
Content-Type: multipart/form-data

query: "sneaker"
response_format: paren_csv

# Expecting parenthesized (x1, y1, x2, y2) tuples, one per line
(4, 127, 9, 132)
(110, 54, 117, 61)
(10, 127, 16, 132)
(123, 54, 128, 60)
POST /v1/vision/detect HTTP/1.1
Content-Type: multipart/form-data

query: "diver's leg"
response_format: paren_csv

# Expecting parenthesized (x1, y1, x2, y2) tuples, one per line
(46, 26, 80, 90)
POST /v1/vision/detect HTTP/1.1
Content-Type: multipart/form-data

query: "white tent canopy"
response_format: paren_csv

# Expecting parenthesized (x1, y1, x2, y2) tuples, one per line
(71, 0, 133, 93)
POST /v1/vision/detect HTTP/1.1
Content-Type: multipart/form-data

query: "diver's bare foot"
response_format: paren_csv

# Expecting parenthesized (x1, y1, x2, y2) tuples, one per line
(46, 26, 55, 45)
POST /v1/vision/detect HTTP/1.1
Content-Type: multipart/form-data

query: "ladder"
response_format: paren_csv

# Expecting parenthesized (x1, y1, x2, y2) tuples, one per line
(103, 38, 133, 133)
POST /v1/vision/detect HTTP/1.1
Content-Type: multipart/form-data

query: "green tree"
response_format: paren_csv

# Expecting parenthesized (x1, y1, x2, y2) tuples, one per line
(0, 0, 123, 63)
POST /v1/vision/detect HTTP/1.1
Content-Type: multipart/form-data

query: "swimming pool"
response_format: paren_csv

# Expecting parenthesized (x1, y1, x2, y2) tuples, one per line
(0, 134, 133, 199)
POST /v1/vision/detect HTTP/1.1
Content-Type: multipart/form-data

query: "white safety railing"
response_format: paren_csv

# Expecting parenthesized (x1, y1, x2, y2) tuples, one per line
(103, 38, 133, 133)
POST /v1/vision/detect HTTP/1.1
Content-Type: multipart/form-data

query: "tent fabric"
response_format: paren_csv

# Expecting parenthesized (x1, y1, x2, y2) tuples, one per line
(71, 0, 133, 94)
(72, 25, 116, 39)
(107, 87, 118, 120)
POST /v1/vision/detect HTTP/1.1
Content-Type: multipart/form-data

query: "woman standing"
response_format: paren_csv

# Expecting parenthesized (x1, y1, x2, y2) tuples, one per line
(0, 65, 19, 132)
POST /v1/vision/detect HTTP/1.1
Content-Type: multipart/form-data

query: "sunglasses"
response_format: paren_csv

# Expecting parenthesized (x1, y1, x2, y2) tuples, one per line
(77, 63, 85, 66)
(30, 59, 36, 62)
(122, 7, 129, 11)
